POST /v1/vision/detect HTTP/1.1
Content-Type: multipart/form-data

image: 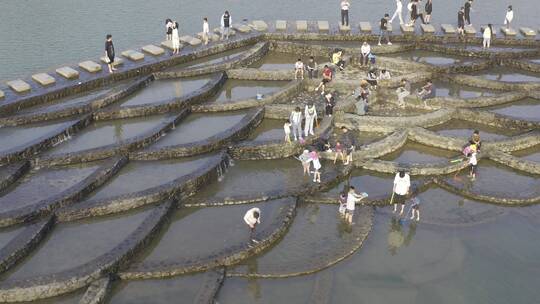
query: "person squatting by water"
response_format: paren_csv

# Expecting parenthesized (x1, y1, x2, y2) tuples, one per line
(341, 0, 350, 27)
(221, 10, 232, 40)
(105, 34, 117, 74)
(360, 41, 371, 66)
(332, 50, 346, 71)
(289, 107, 303, 141)
(304, 103, 317, 137)
(315, 65, 333, 93)
(417, 79, 435, 107)
(392, 170, 411, 215)
(243, 207, 260, 244)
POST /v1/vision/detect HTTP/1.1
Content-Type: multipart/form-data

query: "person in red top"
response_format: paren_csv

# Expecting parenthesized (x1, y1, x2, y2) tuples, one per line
(315, 65, 333, 94)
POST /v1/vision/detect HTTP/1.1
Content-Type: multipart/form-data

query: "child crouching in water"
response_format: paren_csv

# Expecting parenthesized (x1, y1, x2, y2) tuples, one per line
(299, 150, 311, 176)
(284, 120, 291, 143)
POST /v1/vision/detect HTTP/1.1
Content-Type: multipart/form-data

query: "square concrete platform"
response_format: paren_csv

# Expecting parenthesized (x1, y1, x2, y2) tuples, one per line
(213, 27, 236, 37)
(6, 79, 31, 93)
(441, 24, 456, 34)
(359, 22, 372, 33)
(464, 25, 476, 35)
(100, 56, 124, 66)
(420, 23, 435, 34)
(55, 66, 79, 79)
(179, 35, 202, 46)
(78, 61, 102, 73)
(196, 32, 220, 42)
(500, 27, 517, 36)
(142, 44, 165, 56)
(232, 24, 251, 33)
(31, 73, 56, 86)
(296, 20, 308, 32)
(250, 20, 268, 32)
(122, 50, 145, 61)
(519, 27, 536, 37)
(276, 20, 287, 31)
(400, 24, 414, 34)
(339, 24, 351, 32)
(318, 21, 329, 32)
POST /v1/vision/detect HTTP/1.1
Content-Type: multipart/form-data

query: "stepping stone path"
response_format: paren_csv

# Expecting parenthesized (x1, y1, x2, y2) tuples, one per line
(31, 73, 55, 86)
(318, 21, 329, 32)
(441, 24, 456, 34)
(464, 25, 476, 35)
(276, 20, 287, 31)
(179, 36, 202, 46)
(78, 61, 102, 73)
(359, 22, 372, 33)
(6, 79, 31, 93)
(55, 66, 79, 79)
(214, 27, 236, 37)
(296, 20, 308, 32)
(500, 27, 517, 36)
(232, 24, 251, 33)
(122, 50, 145, 61)
(100, 56, 124, 66)
(400, 24, 414, 34)
(420, 23, 435, 34)
(339, 24, 351, 32)
(160, 40, 175, 51)
(196, 32, 220, 42)
(142, 45, 165, 56)
(519, 27, 536, 37)
(250, 20, 268, 32)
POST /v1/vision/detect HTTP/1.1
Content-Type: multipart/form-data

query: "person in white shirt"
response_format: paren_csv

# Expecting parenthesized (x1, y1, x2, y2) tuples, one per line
(504, 5, 514, 29)
(341, 0, 351, 26)
(220, 10, 232, 40)
(202, 17, 210, 45)
(379, 69, 391, 80)
(390, 0, 405, 24)
(392, 170, 410, 215)
(294, 58, 304, 80)
(483, 24, 493, 49)
(468, 151, 478, 180)
(345, 186, 368, 224)
(283, 120, 291, 143)
(244, 207, 261, 243)
(171, 21, 180, 55)
(289, 107, 303, 141)
(304, 103, 317, 137)
(360, 41, 371, 66)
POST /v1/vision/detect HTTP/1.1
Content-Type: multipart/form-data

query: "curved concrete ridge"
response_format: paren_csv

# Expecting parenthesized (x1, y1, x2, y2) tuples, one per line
(78, 276, 111, 304)
(455, 108, 540, 131)
(0, 201, 173, 302)
(0, 217, 53, 275)
(407, 127, 465, 152)
(0, 76, 151, 127)
(191, 79, 302, 113)
(420, 42, 540, 59)
(57, 152, 227, 221)
(226, 68, 296, 81)
(36, 113, 183, 166)
(338, 108, 455, 130)
(225, 205, 373, 279)
(358, 156, 470, 176)
(433, 178, 540, 206)
(482, 130, 540, 152)
(0, 116, 91, 166)
(192, 268, 226, 304)
(154, 41, 269, 79)
(131, 107, 263, 160)
(93, 73, 226, 121)
(0, 162, 30, 193)
(0, 157, 125, 228)
(117, 198, 298, 280)
(269, 40, 416, 56)
(448, 73, 540, 91)
(432, 91, 528, 109)
(488, 149, 540, 175)
(503, 58, 540, 74)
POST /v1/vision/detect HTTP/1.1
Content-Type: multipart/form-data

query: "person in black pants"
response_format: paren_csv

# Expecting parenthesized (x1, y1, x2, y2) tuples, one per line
(424, 0, 433, 24)
(340, 0, 350, 26)
(457, 7, 466, 36)
(105, 34, 116, 74)
(464, 0, 473, 25)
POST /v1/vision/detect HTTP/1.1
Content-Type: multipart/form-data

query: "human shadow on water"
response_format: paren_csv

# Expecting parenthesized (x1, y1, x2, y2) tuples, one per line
(387, 217, 417, 256)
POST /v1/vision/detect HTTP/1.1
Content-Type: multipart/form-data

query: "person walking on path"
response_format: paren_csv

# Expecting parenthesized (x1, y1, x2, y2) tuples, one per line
(289, 107, 303, 141)
(457, 7, 466, 36)
(341, 0, 351, 27)
(504, 5, 514, 29)
(483, 24, 493, 49)
(165, 19, 173, 40)
(464, 0, 473, 26)
(105, 34, 117, 74)
(324, 92, 336, 117)
(202, 17, 210, 45)
(244, 208, 261, 244)
(392, 170, 410, 215)
(415, 0, 426, 25)
(360, 41, 371, 66)
(221, 10, 232, 40)
(345, 186, 368, 224)
(171, 21, 180, 55)
(390, 0, 405, 24)
(378, 14, 392, 45)
(304, 102, 317, 137)
(424, 0, 433, 24)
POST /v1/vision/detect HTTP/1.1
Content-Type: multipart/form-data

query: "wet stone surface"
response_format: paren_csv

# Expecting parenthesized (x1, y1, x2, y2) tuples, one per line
(247, 119, 285, 142)
(207, 80, 289, 104)
(471, 67, 540, 82)
(487, 97, 540, 121)
(0, 119, 75, 153)
(429, 119, 522, 140)
(380, 142, 456, 165)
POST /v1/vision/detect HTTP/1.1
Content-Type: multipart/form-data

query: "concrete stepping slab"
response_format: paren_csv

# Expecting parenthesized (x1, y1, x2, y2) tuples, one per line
(0, 90, 4, 99)
(296, 20, 308, 32)
(31, 73, 56, 86)
(339, 24, 351, 32)
(196, 32, 220, 42)
(400, 23, 414, 34)
(420, 23, 435, 34)
(276, 20, 287, 31)
(142, 44, 165, 56)
(519, 27, 536, 37)
(232, 23, 251, 33)
(250, 20, 268, 32)
(214, 27, 236, 36)
(500, 27, 517, 36)
(100, 56, 124, 66)
(55, 66, 79, 79)
(464, 25, 476, 35)
(78, 60, 102, 73)
(179, 35, 202, 46)
(359, 22, 372, 33)
(318, 20, 329, 32)
(160, 40, 177, 51)
(6, 79, 31, 93)
(441, 24, 456, 34)
(121, 50, 145, 61)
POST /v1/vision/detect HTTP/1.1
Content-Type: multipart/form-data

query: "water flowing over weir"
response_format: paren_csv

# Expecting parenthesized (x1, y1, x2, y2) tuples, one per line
(0, 18, 539, 303)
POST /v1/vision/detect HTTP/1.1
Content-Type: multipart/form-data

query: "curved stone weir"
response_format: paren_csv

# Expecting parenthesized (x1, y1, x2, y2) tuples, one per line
(227, 203, 373, 278)
(39, 114, 177, 165)
(379, 141, 458, 165)
(108, 270, 224, 304)
(428, 119, 523, 141)
(340, 108, 455, 130)
(438, 43, 540, 58)
(205, 79, 290, 104)
(488, 150, 540, 176)
(167, 45, 255, 71)
(0, 162, 30, 193)
(247, 118, 284, 142)
(512, 145, 540, 163)
(11, 289, 84, 304)
(57, 153, 225, 220)
(0, 203, 171, 302)
(412, 79, 497, 100)
(133, 109, 260, 159)
(440, 160, 540, 204)
(249, 52, 327, 71)
(386, 50, 472, 67)
(471, 67, 540, 83)
(121, 198, 295, 279)
(487, 97, 540, 122)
